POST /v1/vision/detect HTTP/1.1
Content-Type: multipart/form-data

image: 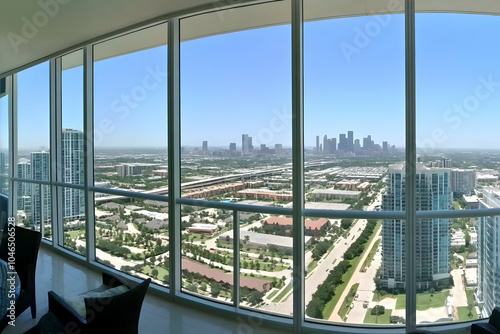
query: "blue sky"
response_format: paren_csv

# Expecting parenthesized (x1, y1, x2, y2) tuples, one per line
(7, 12, 500, 151)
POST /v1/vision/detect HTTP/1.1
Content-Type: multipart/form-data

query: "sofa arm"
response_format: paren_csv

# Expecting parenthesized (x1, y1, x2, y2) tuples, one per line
(48, 290, 87, 328)
(471, 323, 500, 334)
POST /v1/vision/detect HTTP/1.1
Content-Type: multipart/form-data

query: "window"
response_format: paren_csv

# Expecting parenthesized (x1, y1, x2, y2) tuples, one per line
(180, 1, 292, 313)
(5, 1, 500, 332)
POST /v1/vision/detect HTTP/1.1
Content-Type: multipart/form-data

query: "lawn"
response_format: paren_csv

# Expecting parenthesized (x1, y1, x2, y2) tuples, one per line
(360, 238, 381, 272)
(457, 306, 478, 321)
(395, 291, 449, 310)
(307, 260, 319, 273)
(273, 284, 292, 303)
(67, 230, 85, 239)
(465, 289, 476, 305)
(266, 289, 279, 301)
(142, 265, 169, 280)
(364, 308, 393, 324)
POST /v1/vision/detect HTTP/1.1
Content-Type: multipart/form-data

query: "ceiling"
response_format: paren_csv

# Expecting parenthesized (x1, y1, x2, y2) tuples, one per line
(1, 0, 500, 77)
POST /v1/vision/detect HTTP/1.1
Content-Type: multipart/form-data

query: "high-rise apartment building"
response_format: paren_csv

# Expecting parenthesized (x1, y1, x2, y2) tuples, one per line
(62, 129, 85, 220)
(347, 131, 354, 152)
(242, 134, 249, 153)
(450, 169, 476, 196)
(381, 163, 452, 289)
(229, 143, 236, 151)
(202, 141, 208, 151)
(31, 151, 51, 226)
(316, 136, 319, 152)
(17, 159, 31, 209)
(477, 187, 500, 317)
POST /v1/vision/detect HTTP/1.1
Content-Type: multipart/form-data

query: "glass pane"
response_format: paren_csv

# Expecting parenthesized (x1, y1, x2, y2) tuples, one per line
(62, 50, 84, 186)
(16, 182, 51, 239)
(95, 193, 169, 286)
(477, 190, 500, 320)
(0, 77, 9, 188)
(93, 23, 168, 191)
(303, 0, 405, 326)
(62, 187, 86, 255)
(17, 62, 50, 180)
(180, 1, 292, 211)
(180, 204, 233, 304)
(245, 213, 293, 316)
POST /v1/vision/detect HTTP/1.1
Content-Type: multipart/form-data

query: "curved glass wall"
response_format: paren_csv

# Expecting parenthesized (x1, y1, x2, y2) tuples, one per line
(4, 0, 500, 332)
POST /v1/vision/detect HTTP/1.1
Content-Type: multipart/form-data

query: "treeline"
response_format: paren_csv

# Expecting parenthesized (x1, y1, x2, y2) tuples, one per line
(311, 238, 333, 261)
(305, 260, 351, 319)
(343, 220, 377, 260)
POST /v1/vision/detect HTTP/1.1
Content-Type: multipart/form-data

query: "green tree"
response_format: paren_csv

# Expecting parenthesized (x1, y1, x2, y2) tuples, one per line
(305, 298, 325, 319)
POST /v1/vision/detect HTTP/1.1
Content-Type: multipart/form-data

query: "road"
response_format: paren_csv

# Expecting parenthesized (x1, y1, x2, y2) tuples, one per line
(332, 227, 382, 323)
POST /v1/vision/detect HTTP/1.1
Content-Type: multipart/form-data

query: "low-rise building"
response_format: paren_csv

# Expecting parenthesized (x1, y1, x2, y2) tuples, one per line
(264, 216, 330, 237)
(311, 189, 361, 200)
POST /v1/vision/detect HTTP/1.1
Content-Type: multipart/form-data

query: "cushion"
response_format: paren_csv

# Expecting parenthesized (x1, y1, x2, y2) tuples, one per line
(64, 284, 129, 317)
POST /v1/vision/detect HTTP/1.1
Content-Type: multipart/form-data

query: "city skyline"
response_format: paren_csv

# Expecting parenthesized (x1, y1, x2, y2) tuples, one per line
(6, 13, 500, 151)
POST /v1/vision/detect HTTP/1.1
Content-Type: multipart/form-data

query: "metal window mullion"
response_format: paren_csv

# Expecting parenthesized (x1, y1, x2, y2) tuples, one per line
(405, 0, 417, 332)
(8, 75, 16, 219)
(83, 45, 95, 263)
(233, 210, 240, 308)
(168, 18, 181, 296)
(292, 0, 304, 331)
(51, 58, 63, 246)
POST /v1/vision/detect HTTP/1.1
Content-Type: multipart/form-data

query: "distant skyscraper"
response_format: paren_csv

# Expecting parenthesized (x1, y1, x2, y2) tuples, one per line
(323, 135, 328, 153)
(363, 135, 372, 150)
(31, 151, 51, 226)
(275, 144, 282, 154)
(382, 163, 452, 289)
(316, 136, 320, 152)
(339, 134, 347, 151)
(62, 129, 85, 220)
(229, 143, 236, 151)
(242, 134, 249, 153)
(477, 187, 500, 317)
(347, 131, 354, 152)
(248, 136, 253, 151)
(383, 141, 388, 152)
(354, 139, 361, 151)
(17, 159, 31, 209)
(202, 141, 208, 151)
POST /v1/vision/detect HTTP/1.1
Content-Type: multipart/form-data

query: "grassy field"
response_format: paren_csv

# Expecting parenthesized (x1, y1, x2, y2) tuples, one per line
(360, 238, 381, 272)
(364, 308, 393, 324)
(266, 289, 279, 301)
(273, 285, 292, 303)
(322, 221, 382, 319)
(67, 230, 85, 239)
(308, 260, 319, 273)
(142, 265, 169, 280)
(457, 306, 478, 321)
(395, 291, 449, 310)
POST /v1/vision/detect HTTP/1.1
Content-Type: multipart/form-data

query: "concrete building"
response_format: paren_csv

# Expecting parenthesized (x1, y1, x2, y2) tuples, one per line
(263, 216, 330, 238)
(477, 187, 500, 317)
(381, 163, 452, 289)
(451, 169, 476, 196)
(219, 230, 311, 251)
(31, 151, 51, 226)
(311, 189, 361, 200)
(62, 129, 85, 220)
